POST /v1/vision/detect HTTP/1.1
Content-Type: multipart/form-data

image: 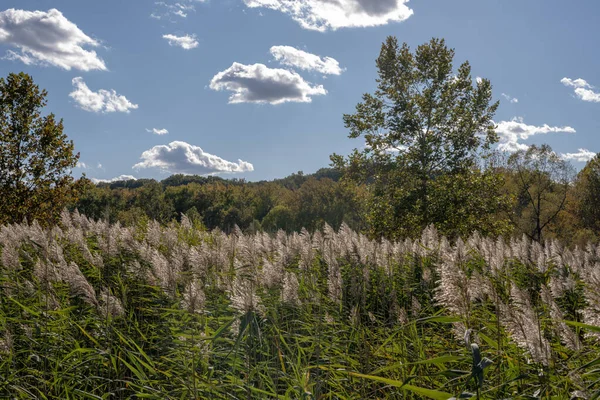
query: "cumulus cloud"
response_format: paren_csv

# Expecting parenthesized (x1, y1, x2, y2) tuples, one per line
(69, 77, 138, 113)
(561, 148, 596, 163)
(162, 33, 199, 49)
(561, 77, 600, 103)
(0, 8, 106, 71)
(210, 62, 327, 104)
(146, 128, 169, 135)
(92, 175, 137, 184)
(501, 93, 518, 103)
(76, 161, 89, 169)
(133, 141, 254, 175)
(495, 117, 576, 152)
(270, 45, 343, 75)
(243, 0, 413, 31)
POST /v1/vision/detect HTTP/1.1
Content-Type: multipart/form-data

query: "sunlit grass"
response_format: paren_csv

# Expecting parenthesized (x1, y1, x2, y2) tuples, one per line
(0, 211, 599, 398)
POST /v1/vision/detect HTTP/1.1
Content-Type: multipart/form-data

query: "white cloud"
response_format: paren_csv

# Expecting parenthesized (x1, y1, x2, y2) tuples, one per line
(561, 148, 596, 163)
(92, 175, 137, 184)
(210, 62, 327, 104)
(146, 128, 169, 135)
(152, 1, 205, 20)
(501, 93, 518, 103)
(162, 33, 199, 50)
(561, 77, 600, 103)
(243, 0, 413, 31)
(495, 117, 576, 152)
(561, 77, 592, 89)
(270, 45, 343, 75)
(69, 77, 138, 113)
(133, 141, 254, 175)
(76, 161, 89, 169)
(0, 8, 106, 71)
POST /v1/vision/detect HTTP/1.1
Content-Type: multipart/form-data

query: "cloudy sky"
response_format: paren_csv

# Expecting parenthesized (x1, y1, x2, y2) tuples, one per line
(0, 1, 598, 182)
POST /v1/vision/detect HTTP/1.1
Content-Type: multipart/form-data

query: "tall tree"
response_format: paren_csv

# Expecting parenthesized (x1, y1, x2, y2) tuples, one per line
(507, 144, 574, 242)
(0, 72, 81, 225)
(331, 37, 508, 239)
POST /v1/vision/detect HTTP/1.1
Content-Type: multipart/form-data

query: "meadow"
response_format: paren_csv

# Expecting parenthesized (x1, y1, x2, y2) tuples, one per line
(1, 210, 599, 399)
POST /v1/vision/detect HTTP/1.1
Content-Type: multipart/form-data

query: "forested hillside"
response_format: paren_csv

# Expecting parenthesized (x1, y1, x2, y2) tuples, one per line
(70, 153, 600, 248)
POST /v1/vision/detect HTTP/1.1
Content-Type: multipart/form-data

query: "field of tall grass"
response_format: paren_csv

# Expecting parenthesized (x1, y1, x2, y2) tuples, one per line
(1, 210, 600, 399)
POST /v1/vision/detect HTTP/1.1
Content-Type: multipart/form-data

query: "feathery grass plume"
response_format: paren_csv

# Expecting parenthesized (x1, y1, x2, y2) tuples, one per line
(0, 329, 13, 355)
(322, 224, 343, 304)
(150, 248, 174, 294)
(261, 258, 283, 289)
(65, 224, 93, 260)
(549, 267, 576, 300)
(0, 234, 20, 270)
(33, 259, 60, 287)
(70, 209, 90, 231)
(238, 232, 263, 269)
(98, 289, 125, 318)
(181, 213, 192, 230)
(60, 261, 98, 307)
(541, 286, 580, 350)
(566, 246, 586, 275)
(312, 230, 324, 250)
(584, 242, 599, 266)
(421, 224, 440, 256)
(275, 229, 293, 266)
(282, 272, 300, 306)
(187, 246, 207, 278)
(548, 239, 563, 266)
(97, 221, 124, 258)
(146, 220, 162, 247)
(298, 228, 314, 271)
(502, 285, 551, 365)
(487, 237, 507, 276)
(532, 241, 548, 273)
(582, 262, 600, 339)
(60, 208, 73, 229)
(230, 274, 264, 315)
(182, 280, 206, 314)
(512, 234, 532, 265)
(159, 226, 179, 260)
(435, 238, 473, 323)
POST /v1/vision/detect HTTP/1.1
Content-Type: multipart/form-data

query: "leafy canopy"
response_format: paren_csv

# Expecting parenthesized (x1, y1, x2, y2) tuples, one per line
(0, 72, 80, 225)
(332, 37, 509, 239)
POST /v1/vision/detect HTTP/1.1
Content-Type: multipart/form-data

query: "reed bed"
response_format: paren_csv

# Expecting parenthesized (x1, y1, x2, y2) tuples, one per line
(1, 210, 599, 399)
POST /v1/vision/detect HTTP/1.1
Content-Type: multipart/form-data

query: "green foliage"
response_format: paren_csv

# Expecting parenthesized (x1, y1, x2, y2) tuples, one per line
(72, 170, 363, 235)
(331, 37, 509, 239)
(0, 72, 81, 226)
(506, 144, 575, 242)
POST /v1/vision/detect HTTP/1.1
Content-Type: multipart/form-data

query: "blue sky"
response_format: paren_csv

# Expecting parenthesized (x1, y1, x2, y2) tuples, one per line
(0, 0, 598, 182)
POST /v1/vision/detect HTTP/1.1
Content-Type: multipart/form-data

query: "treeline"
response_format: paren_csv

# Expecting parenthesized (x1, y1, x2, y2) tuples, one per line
(72, 168, 364, 234)
(69, 152, 600, 248)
